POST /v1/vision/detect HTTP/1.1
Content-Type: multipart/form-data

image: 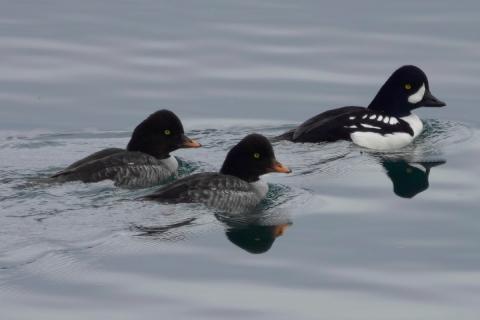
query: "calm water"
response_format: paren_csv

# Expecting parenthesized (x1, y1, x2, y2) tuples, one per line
(1, 0, 480, 319)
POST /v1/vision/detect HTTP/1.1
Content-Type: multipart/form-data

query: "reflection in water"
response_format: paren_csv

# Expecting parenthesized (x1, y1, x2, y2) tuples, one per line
(131, 210, 292, 254)
(133, 217, 197, 238)
(380, 159, 446, 198)
(224, 224, 289, 254)
(216, 211, 292, 254)
(131, 181, 292, 251)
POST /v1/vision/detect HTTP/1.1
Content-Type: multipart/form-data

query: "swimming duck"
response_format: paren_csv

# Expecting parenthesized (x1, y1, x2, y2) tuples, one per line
(143, 134, 291, 212)
(51, 109, 201, 187)
(275, 65, 446, 150)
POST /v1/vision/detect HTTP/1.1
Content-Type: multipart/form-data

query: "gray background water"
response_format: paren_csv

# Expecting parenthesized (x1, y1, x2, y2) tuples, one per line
(1, 0, 480, 319)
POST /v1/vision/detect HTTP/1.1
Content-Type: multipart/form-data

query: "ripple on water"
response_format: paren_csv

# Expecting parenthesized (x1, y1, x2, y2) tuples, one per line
(0, 119, 477, 283)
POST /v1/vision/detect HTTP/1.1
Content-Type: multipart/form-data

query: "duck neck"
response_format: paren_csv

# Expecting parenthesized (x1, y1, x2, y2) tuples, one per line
(220, 164, 260, 183)
(368, 97, 412, 118)
(367, 80, 412, 117)
(126, 139, 169, 159)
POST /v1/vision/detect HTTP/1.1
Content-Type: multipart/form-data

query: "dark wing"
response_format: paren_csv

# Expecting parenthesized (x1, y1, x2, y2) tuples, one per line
(62, 148, 124, 171)
(51, 151, 170, 187)
(270, 128, 295, 142)
(289, 106, 365, 142)
(273, 107, 361, 142)
(289, 107, 414, 142)
(144, 173, 260, 212)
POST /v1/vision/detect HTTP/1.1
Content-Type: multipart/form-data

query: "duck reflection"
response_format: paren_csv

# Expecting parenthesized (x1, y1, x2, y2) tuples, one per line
(131, 209, 292, 254)
(380, 158, 445, 198)
(216, 211, 292, 254)
(132, 217, 197, 241)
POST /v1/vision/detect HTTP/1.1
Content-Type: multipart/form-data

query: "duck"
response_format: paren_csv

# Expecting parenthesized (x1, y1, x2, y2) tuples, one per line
(380, 158, 445, 198)
(143, 134, 291, 212)
(275, 65, 446, 150)
(51, 109, 201, 187)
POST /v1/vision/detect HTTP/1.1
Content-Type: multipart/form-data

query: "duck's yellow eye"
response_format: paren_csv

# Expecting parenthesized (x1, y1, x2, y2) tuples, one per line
(164, 129, 171, 136)
(253, 153, 260, 159)
(404, 83, 412, 90)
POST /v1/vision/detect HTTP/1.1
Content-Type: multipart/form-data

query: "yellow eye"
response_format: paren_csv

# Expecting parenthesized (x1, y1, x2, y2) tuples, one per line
(164, 129, 171, 136)
(404, 83, 412, 90)
(253, 153, 260, 159)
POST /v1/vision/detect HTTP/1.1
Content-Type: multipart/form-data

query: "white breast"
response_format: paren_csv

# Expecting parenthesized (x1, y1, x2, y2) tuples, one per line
(249, 180, 269, 199)
(400, 113, 423, 138)
(350, 112, 423, 150)
(350, 131, 413, 150)
(159, 156, 179, 173)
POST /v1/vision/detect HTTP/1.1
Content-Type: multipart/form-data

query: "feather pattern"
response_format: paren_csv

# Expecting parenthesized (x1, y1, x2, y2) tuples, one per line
(144, 173, 265, 213)
(287, 106, 414, 143)
(51, 151, 176, 188)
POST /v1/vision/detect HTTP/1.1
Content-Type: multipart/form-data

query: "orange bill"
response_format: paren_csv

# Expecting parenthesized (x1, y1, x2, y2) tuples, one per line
(273, 224, 290, 237)
(270, 160, 291, 173)
(181, 136, 202, 148)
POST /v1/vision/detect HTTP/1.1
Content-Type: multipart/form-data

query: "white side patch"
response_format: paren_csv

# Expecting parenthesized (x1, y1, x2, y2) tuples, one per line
(401, 113, 424, 138)
(383, 117, 390, 124)
(250, 180, 269, 199)
(362, 114, 368, 119)
(349, 116, 356, 120)
(361, 123, 381, 129)
(160, 156, 179, 173)
(369, 114, 377, 120)
(349, 125, 357, 129)
(408, 83, 426, 104)
(389, 117, 399, 125)
(350, 131, 414, 150)
(377, 115, 383, 121)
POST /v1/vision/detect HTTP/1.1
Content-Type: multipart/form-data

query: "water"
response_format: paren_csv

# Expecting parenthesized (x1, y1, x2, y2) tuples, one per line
(1, 0, 480, 319)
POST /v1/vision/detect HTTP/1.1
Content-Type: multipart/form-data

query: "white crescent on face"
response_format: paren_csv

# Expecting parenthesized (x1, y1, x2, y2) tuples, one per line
(408, 83, 426, 104)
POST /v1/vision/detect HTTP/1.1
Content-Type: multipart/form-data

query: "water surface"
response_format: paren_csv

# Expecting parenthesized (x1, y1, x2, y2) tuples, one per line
(1, 0, 480, 319)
